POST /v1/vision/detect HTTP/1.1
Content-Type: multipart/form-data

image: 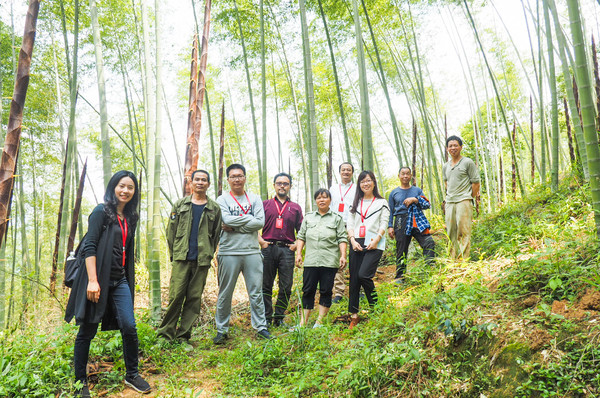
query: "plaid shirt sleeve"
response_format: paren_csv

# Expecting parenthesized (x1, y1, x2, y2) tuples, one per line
(405, 196, 431, 235)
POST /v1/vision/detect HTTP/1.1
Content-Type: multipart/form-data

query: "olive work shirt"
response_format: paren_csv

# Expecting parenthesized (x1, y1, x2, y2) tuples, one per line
(167, 195, 222, 265)
(442, 157, 480, 203)
(297, 209, 347, 268)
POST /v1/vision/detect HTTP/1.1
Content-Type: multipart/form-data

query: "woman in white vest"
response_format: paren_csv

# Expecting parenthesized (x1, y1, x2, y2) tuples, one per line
(346, 171, 389, 329)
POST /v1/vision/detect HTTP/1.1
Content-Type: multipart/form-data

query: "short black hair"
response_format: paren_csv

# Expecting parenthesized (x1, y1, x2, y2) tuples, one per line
(399, 166, 412, 174)
(226, 163, 246, 177)
(314, 188, 331, 200)
(339, 162, 354, 173)
(273, 172, 292, 185)
(446, 135, 463, 147)
(191, 169, 210, 183)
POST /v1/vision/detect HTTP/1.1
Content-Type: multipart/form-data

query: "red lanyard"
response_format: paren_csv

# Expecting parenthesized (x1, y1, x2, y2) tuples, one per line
(360, 198, 375, 223)
(339, 183, 353, 203)
(117, 216, 128, 267)
(230, 191, 251, 215)
(274, 198, 289, 218)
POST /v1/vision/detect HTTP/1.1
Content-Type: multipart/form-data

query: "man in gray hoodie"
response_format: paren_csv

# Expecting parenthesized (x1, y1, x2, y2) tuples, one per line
(213, 164, 271, 344)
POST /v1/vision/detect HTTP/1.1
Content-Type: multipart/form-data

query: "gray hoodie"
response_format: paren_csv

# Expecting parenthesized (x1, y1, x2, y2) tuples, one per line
(217, 191, 265, 255)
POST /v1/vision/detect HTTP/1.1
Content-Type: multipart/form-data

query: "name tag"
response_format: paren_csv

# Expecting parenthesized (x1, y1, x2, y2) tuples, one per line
(275, 218, 284, 229)
(338, 203, 344, 212)
(359, 225, 366, 238)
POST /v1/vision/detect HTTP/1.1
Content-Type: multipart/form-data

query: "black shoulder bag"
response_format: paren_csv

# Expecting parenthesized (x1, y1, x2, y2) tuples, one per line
(64, 234, 87, 288)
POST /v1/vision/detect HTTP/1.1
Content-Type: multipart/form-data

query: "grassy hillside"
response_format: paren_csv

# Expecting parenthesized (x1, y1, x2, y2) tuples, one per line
(1, 183, 599, 397)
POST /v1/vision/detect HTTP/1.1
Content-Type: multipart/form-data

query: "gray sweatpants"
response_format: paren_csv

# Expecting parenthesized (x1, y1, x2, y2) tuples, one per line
(215, 253, 268, 333)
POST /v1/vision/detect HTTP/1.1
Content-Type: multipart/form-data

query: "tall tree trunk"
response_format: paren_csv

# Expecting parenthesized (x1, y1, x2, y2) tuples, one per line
(218, 101, 225, 197)
(260, 0, 268, 193)
(59, 0, 80, 278)
(543, 0, 559, 191)
(0, 0, 40, 248)
(361, 0, 404, 168)
(316, 0, 351, 162)
(592, 37, 600, 132)
(299, 0, 319, 197)
(233, 0, 265, 198)
(66, 161, 87, 264)
(17, 161, 31, 327)
(89, 0, 111, 185)
(564, 97, 577, 167)
(512, 123, 517, 198)
(51, 140, 69, 294)
(183, 35, 199, 195)
(352, 0, 373, 170)
(149, 0, 163, 321)
(530, 96, 536, 181)
(566, 0, 600, 237)
(205, 91, 218, 198)
(463, 0, 524, 196)
(548, 0, 588, 177)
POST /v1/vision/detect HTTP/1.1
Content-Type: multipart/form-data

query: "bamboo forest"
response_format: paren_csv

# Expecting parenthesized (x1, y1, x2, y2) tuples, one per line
(1, 0, 600, 396)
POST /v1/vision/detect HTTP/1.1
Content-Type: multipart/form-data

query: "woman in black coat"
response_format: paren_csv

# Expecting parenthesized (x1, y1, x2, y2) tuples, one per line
(65, 171, 150, 397)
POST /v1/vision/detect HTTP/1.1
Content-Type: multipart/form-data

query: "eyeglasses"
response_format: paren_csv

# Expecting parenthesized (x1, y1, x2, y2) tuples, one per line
(228, 175, 245, 181)
(360, 179, 373, 185)
(275, 182, 290, 187)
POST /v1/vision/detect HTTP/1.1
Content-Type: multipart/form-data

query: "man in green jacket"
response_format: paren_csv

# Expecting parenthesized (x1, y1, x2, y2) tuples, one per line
(157, 170, 222, 342)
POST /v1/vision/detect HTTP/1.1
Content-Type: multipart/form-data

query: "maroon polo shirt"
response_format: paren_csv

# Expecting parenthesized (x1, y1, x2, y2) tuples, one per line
(261, 197, 303, 244)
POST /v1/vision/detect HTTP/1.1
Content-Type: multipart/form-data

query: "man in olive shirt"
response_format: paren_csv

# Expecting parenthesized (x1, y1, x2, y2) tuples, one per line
(158, 170, 222, 342)
(443, 136, 480, 259)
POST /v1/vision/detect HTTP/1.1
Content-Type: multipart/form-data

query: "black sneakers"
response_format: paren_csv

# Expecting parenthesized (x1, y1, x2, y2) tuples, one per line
(125, 374, 151, 394)
(212, 332, 229, 345)
(257, 329, 273, 340)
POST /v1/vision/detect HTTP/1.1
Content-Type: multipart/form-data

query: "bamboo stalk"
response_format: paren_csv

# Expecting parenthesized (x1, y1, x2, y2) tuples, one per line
(0, 0, 40, 249)
(564, 97, 576, 167)
(218, 101, 225, 197)
(65, 160, 87, 281)
(566, 0, 600, 237)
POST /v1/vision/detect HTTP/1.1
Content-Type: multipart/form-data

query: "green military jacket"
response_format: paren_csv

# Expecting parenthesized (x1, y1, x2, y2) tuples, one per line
(167, 195, 222, 265)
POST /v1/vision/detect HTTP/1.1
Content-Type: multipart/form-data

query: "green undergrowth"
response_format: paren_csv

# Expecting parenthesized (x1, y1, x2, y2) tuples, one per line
(1, 183, 599, 397)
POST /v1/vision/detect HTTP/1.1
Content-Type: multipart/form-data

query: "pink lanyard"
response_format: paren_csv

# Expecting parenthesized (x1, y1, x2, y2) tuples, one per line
(339, 183, 353, 203)
(360, 198, 375, 223)
(230, 191, 251, 215)
(117, 216, 128, 267)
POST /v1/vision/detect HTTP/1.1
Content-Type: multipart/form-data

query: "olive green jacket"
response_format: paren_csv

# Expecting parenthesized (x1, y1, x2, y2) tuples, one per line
(167, 195, 222, 265)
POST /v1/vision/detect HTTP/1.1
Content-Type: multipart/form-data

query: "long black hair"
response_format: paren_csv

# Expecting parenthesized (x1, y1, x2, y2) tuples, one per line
(104, 170, 140, 226)
(350, 170, 383, 214)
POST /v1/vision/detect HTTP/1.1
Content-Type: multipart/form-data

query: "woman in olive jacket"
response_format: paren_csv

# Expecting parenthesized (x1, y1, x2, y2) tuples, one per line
(65, 170, 150, 396)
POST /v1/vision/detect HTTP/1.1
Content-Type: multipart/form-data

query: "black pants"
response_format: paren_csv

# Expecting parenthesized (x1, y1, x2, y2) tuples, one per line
(348, 239, 383, 314)
(302, 267, 337, 309)
(394, 214, 436, 279)
(73, 278, 138, 382)
(262, 244, 295, 322)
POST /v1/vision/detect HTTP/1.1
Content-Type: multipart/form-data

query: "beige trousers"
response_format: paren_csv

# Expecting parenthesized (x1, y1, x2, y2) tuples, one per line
(445, 199, 473, 259)
(332, 266, 346, 297)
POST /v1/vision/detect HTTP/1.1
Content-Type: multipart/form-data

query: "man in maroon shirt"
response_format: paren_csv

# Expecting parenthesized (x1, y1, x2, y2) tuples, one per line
(259, 173, 303, 327)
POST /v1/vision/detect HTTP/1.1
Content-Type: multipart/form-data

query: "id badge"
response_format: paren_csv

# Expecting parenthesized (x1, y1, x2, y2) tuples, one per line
(275, 218, 284, 229)
(338, 203, 345, 212)
(359, 225, 366, 238)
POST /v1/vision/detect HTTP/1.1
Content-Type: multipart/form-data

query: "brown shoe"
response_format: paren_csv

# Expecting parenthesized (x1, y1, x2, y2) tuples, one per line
(349, 316, 359, 330)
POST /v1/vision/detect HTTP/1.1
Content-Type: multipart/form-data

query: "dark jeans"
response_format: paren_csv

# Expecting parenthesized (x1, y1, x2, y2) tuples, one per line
(262, 244, 295, 322)
(348, 239, 383, 314)
(74, 278, 139, 382)
(302, 267, 337, 309)
(394, 214, 436, 279)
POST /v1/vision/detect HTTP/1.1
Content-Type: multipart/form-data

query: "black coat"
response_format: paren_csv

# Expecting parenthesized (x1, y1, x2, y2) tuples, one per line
(64, 204, 136, 331)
